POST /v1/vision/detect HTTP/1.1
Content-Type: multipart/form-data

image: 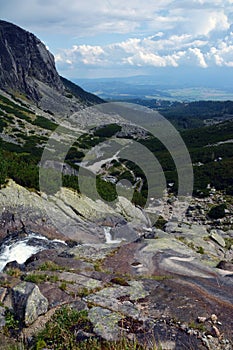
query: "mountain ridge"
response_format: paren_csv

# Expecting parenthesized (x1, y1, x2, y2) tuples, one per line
(0, 20, 103, 115)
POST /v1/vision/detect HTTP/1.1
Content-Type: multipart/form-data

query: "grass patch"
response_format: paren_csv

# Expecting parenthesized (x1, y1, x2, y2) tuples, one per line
(3, 309, 19, 335)
(59, 282, 67, 291)
(34, 306, 161, 350)
(5, 268, 22, 278)
(224, 237, 233, 250)
(188, 320, 207, 332)
(23, 273, 58, 284)
(38, 261, 64, 272)
(138, 275, 172, 281)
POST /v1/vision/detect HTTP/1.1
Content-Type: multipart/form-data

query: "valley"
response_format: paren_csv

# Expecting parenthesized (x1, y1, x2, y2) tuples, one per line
(0, 20, 232, 350)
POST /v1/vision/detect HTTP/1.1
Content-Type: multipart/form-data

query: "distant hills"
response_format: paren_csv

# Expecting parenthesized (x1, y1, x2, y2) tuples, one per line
(75, 68, 233, 101)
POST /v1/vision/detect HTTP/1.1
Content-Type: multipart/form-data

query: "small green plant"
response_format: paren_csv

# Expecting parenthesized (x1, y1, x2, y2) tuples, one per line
(35, 307, 91, 349)
(138, 275, 172, 281)
(23, 273, 58, 284)
(187, 241, 195, 250)
(188, 320, 206, 332)
(4, 309, 19, 334)
(49, 275, 59, 283)
(36, 339, 47, 350)
(196, 246, 205, 254)
(110, 277, 130, 286)
(93, 261, 103, 272)
(23, 274, 47, 284)
(176, 236, 195, 250)
(38, 260, 63, 271)
(224, 237, 233, 250)
(78, 287, 90, 298)
(59, 282, 67, 291)
(5, 268, 21, 278)
(154, 216, 167, 230)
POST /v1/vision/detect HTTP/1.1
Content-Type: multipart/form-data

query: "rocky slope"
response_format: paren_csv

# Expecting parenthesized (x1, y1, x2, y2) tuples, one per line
(0, 20, 233, 350)
(0, 227, 232, 349)
(0, 181, 232, 349)
(0, 20, 103, 116)
(0, 179, 149, 243)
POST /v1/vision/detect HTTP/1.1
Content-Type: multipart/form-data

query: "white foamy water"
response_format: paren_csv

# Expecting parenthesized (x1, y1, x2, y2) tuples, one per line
(0, 233, 66, 272)
(104, 227, 122, 244)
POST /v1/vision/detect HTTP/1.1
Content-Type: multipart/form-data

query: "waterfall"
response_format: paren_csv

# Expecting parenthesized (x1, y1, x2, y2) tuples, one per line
(0, 232, 67, 272)
(104, 227, 122, 244)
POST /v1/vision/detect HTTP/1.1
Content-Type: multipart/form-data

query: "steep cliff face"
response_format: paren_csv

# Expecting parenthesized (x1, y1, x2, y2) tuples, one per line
(0, 20, 64, 101)
(0, 20, 103, 115)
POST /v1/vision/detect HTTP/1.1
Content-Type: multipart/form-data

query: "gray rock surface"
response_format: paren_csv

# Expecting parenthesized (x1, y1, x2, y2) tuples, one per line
(0, 20, 103, 117)
(210, 230, 226, 247)
(0, 307, 6, 328)
(0, 20, 63, 101)
(88, 307, 122, 341)
(0, 180, 149, 243)
(12, 282, 48, 325)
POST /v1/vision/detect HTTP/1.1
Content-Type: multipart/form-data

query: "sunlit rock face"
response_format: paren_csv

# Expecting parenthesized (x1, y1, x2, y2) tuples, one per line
(0, 20, 63, 101)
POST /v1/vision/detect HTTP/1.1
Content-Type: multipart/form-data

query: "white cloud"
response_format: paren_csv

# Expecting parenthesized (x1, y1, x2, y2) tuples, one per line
(55, 44, 105, 66)
(188, 48, 208, 68)
(1, 0, 231, 37)
(55, 31, 233, 72)
(1, 0, 233, 76)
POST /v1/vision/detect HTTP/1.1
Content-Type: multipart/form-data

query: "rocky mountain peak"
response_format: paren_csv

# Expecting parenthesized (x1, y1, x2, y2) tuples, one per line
(0, 20, 103, 115)
(0, 20, 64, 101)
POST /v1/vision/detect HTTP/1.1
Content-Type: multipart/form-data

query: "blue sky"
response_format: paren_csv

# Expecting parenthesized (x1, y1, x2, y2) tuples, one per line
(1, 0, 233, 79)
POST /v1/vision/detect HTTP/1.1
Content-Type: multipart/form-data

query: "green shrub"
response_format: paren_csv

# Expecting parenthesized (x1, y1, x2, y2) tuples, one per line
(38, 261, 62, 271)
(196, 246, 205, 254)
(208, 204, 226, 219)
(93, 124, 121, 138)
(154, 216, 167, 230)
(4, 309, 19, 331)
(23, 273, 58, 284)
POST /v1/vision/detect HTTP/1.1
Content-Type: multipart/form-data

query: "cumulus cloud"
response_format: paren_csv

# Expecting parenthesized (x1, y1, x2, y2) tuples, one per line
(55, 31, 233, 72)
(188, 48, 208, 68)
(1, 0, 233, 76)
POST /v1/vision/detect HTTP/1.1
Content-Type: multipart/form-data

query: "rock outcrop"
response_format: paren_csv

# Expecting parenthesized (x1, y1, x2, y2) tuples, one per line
(0, 179, 149, 243)
(12, 282, 48, 325)
(0, 234, 232, 349)
(0, 20, 103, 116)
(0, 20, 63, 100)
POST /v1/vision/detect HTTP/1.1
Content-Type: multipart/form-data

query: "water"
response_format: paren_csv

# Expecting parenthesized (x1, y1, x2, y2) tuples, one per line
(0, 228, 121, 272)
(104, 227, 122, 244)
(0, 232, 67, 272)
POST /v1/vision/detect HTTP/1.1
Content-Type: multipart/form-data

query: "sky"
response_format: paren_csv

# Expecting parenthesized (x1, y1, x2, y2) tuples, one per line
(1, 0, 233, 80)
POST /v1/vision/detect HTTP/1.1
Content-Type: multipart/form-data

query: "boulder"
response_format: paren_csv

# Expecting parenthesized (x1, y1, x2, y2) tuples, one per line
(88, 307, 122, 341)
(12, 282, 48, 325)
(216, 261, 233, 271)
(210, 231, 226, 248)
(110, 223, 138, 242)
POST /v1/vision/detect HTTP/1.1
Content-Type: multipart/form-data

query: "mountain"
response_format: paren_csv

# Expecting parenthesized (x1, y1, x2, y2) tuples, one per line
(75, 70, 233, 101)
(0, 21, 233, 350)
(0, 20, 103, 115)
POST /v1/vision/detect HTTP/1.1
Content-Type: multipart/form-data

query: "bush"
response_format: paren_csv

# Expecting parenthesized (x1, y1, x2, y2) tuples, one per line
(208, 204, 226, 219)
